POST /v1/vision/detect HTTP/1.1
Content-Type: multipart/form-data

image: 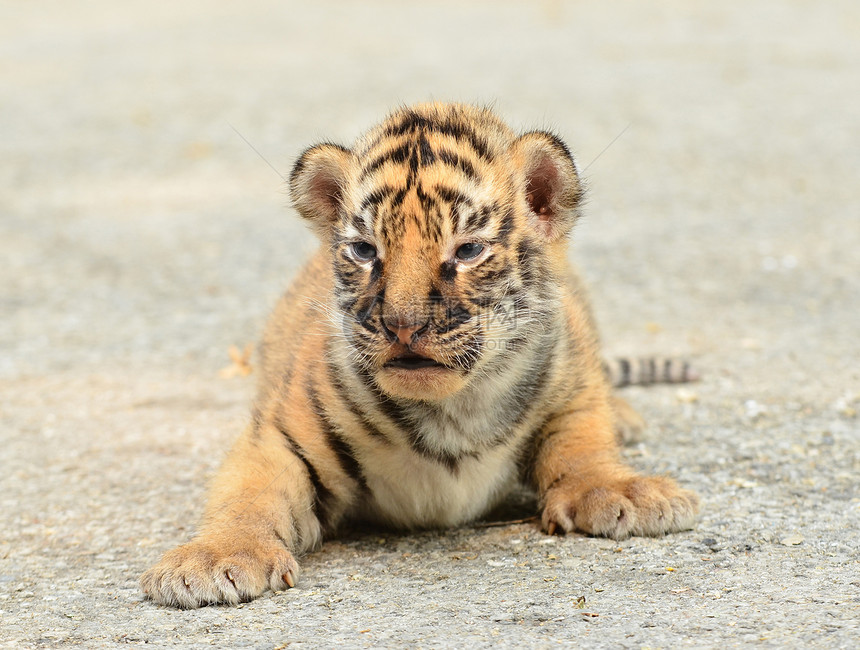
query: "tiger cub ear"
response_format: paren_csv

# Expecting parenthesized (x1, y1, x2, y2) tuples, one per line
(510, 131, 584, 241)
(289, 143, 353, 235)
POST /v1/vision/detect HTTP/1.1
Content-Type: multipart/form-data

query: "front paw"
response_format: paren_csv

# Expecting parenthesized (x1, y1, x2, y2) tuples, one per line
(140, 536, 299, 608)
(541, 475, 699, 540)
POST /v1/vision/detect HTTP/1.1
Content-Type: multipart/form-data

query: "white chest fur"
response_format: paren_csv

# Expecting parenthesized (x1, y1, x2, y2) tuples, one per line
(358, 440, 520, 529)
(337, 334, 556, 529)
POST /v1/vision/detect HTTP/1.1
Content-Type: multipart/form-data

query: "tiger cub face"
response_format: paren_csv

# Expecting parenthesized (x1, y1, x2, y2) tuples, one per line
(290, 104, 584, 401)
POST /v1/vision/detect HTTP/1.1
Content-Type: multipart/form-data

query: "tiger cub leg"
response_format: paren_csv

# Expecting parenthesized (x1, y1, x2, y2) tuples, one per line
(140, 420, 323, 608)
(535, 394, 698, 540)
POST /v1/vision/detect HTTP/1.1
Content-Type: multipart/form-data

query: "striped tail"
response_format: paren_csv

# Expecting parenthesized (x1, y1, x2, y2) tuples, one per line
(603, 357, 699, 388)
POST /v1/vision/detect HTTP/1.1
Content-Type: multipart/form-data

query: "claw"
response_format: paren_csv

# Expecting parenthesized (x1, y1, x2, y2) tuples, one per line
(283, 571, 295, 588)
(547, 521, 557, 536)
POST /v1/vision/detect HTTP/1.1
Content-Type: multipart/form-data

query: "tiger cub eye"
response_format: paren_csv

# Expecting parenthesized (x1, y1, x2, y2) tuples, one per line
(350, 241, 377, 261)
(455, 242, 484, 261)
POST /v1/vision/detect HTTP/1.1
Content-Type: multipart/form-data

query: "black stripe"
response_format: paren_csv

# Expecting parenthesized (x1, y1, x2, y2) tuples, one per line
(359, 185, 396, 212)
(359, 319, 378, 334)
(369, 258, 382, 285)
(467, 295, 493, 308)
(503, 334, 528, 353)
(532, 413, 573, 453)
(306, 382, 368, 491)
(355, 292, 383, 324)
(435, 120, 493, 161)
(408, 142, 419, 177)
(516, 414, 553, 483)
(637, 358, 655, 385)
(427, 201, 444, 242)
(401, 422, 475, 472)
(464, 209, 482, 232)
(435, 302, 471, 334)
(434, 184, 472, 208)
(516, 239, 538, 286)
(467, 201, 498, 232)
(383, 111, 432, 137)
(274, 416, 335, 527)
(383, 112, 494, 162)
(436, 148, 478, 180)
(619, 358, 631, 387)
(334, 265, 358, 286)
(439, 260, 457, 282)
(436, 326, 470, 344)
(338, 296, 358, 313)
(326, 362, 391, 445)
(450, 332, 483, 373)
(360, 142, 411, 181)
(523, 408, 581, 485)
(507, 343, 556, 431)
(415, 182, 437, 212)
(353, 365, 466, 472)
(361, 136, 476, 184)
(523, 131, 575, 163)
(418, 132, 435, 166)
(351, 330, 378, 354)
(474, 266, 511, 286)
(390, 186, 407, 208)
(349, 213, 371, 236)
(355, 366, 414, 430)
(497, 206, 515, 244)
(545, 132, 574, 162)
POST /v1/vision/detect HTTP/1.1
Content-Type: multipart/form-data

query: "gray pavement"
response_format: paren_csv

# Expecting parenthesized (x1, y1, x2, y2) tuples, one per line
(1, 0, 858, 647)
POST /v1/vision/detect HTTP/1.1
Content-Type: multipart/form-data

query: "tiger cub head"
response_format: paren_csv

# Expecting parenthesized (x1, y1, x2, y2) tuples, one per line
(290, 103, 584, 401)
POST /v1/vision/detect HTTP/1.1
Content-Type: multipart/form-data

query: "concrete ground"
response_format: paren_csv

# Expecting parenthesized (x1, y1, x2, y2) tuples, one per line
(2, 0, 858, 647)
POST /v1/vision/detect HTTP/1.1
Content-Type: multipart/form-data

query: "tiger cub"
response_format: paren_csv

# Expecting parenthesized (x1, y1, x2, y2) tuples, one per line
(141, 103, 699, 608)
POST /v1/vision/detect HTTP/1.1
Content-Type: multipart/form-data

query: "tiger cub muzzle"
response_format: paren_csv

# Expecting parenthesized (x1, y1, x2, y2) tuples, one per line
(355, 294, 486, 400)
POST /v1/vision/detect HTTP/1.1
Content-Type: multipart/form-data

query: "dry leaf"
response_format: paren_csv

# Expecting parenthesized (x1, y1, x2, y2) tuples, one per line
(676, 388, 699, 403)
(219, 343, 254, 378)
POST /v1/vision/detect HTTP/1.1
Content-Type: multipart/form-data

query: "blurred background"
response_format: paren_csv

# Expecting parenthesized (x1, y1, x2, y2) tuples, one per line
(2, 1, 858, 645)
(4, 0, 857, 394)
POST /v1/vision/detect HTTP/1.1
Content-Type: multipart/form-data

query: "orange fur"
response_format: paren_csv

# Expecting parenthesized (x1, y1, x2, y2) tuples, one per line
(141, 103, 698, 608)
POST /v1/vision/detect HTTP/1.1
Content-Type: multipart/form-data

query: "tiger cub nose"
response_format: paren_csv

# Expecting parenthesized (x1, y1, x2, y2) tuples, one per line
(382, 317, 428, 346)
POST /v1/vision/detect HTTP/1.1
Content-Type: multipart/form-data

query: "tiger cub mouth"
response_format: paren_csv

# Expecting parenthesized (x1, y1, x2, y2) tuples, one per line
(384, 352, 445, 370)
